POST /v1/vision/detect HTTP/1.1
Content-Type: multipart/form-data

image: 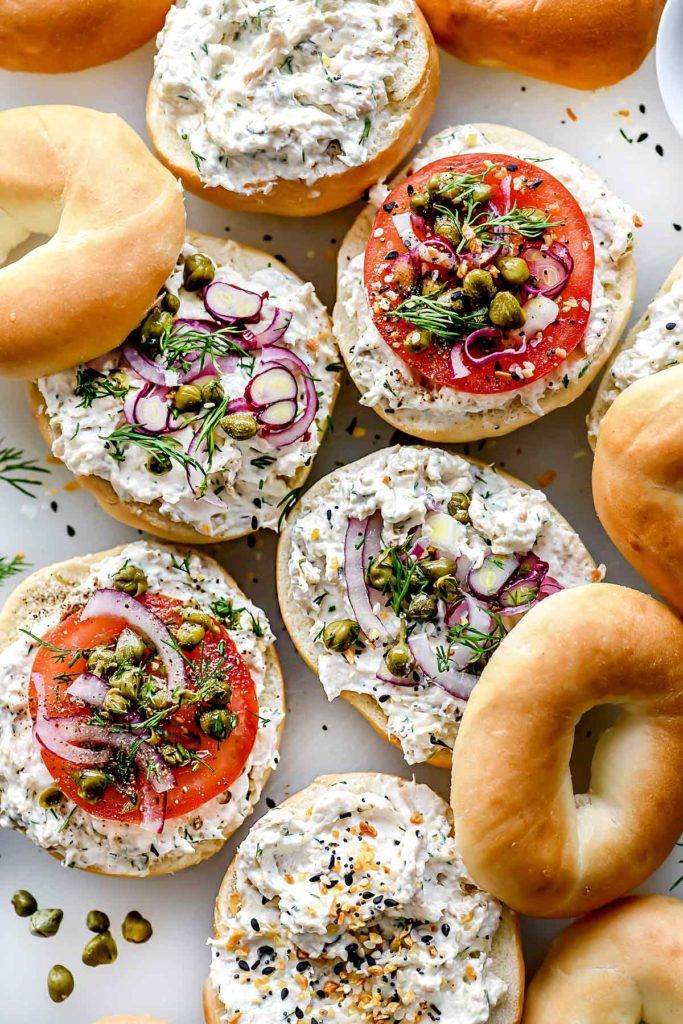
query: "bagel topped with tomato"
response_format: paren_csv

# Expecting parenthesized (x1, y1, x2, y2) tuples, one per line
(0, 541, 284, 876)
(335, 123, 639, 442)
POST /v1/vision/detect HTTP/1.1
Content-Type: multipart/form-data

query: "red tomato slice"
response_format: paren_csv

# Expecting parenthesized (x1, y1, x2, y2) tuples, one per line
(364, 154, 595, 394)
(28, 593, 259, 824)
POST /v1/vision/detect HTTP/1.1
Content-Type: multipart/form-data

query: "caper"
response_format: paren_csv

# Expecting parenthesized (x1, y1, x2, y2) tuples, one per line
(161, 290, 181, 315)
(436, 288, 465, 313)
(82, 931, 118, 967)
(112, 563, 148, 597)
(204, 678, 232, 707)
(423, 558, 458, 580)
(201, 379, 224, 404)
(420, 276, 443, 297)
(489, 291, 526, 329)
(409, 191, 430, 212)
(159, 743, 191, 767)
(112, 667, 141, 701)
(183, 252, 215, 292)
(434, 575, 461, 602)
(407, 592, 438, 621)
(141, 307, 174, 343)
(87, 646, 119, 678)
(102, 687, 128, 716)
(173, 383, 204, 413)
(322, 619, 360, 653)
(427, 172, 458, 198)
(404, 329, 432, 354)
(38, 785, 64, 810)
(147, 451, 172, 475)
(182, 606, 220, 632)
(76, 769, 109, 804)
(433, 214, 462, 247)
(11, 889, 37, 918)
(122, 910, 153, 944)
(86, 910, 110, 934)
(176, 621, 206, 649)
(462, 269, 495, 304)
(221, 412, 258, 440)
(146, 687, 174, 711)
(384, 621, 413, 678)
(115, 628, 147, 666)
(198, 708, 236, 741)
(366, 549, 395, 590)
(471, 182, 492, 204)
(30, 908, 63, 938)
(497, 256, 530, 286)
(47, 965, 74, 1003)
(447, 491, 471, 523)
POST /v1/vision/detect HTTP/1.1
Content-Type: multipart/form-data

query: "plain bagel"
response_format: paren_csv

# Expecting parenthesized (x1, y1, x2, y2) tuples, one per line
(522, 895, 683, 1022)
(0, 106, 185, 379)
(592, 363, 683, 616)
(0, 1, 172, 74)
(417, 0, 664, 90)
(451, 584, 683, 918)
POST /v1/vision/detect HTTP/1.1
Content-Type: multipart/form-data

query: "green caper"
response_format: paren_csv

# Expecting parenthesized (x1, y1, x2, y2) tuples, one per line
(404, 329, 432, 354)
(102, 687, 128, 716)
(141, 308, 174, 343)
(434, 575, 461, 602)
(115, 628, 147, 666)
(146, 687, 174, 711)
(436, 288, 465, 313)
(112, 667, 141, 701)
(447, 491, 471, 523)
(76, 769, 109, 804)
(384, 621, 413, 678)
(182, 606, 220, 632)
(462, 269, 495, 304)
(159, 743, 192, 767)
(38, 785, 64, 810)
(322, 619, 360, 653)
(176, 621, 206, 648)
(221, 412, 259, 440)
(11, 890, 37, 918)
(366, 549, 395, 590)
(161, 290, 181, 315)
(497, 256, 530, 286)
(30, 908, 63, 938)
(423, 557, 458, 580)
(427, 172, 458, 198)
(409, 191, 431, 213)
(198, 708, 236, 741)
(86, 910, 110, 934)
(122, 910, 153, 944)
(407, 592, 438, 621)
(87, 646, 119, 678)
(183, 252, 215, 292)
(147, 451, 172, 475)
(173, 383, 204, 413)
(203, 678, 232, 707)
(82, 931, 118, 967)
(201, 379, 224, 404)
(471, 182, 492, 204)
(112, 563, 148, 597)
(47, 965, 74, 1004)
(433, 214, 462, 247)
(489, 291, 526, 329)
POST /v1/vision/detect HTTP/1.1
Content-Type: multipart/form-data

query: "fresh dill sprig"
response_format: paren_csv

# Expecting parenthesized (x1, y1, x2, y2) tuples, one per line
(0, 553, 30, 583)
(388, 295, 488, 341)
(277, 484, 307, 530)
(19, 628, 83, 666)
(445, 615, 506, 667)
(102, 425, 203, 475)
(462, 202, 562, 250)
(0, 442, 49, 498)
(251, 454, 276, 471)
(158, 323, 254, 375)
(170, 552, 194, 576)
(210, 598, 244, 631)
(74, 368, 131, 409)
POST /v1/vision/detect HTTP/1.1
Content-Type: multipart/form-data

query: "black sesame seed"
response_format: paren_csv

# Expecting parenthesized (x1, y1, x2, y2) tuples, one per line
(251, 918, 260, 932)
(385, 250, 399, 260)
(296, 961, 309, 972)
(656, 144, 664, 157)
(281, 988, 289, 1000)
(66, 525, 75, 537)
(441, 923, 451, 936)
(262, 966, 275, 976)
(506, 163, 518, 171)
(238, 960, 250, 971)
(407, 183, 415, 195)
(266, 798, 276, 808)
(666, 322, 677, 331)
(259, 945, 274, 957)
(384, 898, 399, 907)
(295, 1009, 304, 1020)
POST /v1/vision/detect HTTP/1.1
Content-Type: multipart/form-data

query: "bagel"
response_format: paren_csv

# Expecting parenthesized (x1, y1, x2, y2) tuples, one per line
(147, 0, 438, 216)
(416, 0, 664, 90)
(0, 106, 185, 380)
(0, 2, 172, 73)
(0, 540, 285, 877)
(588, 256, 683, 448)
(277, 444, 598, 768)
(334, 123, 637, 443)
(592, 363, 683, 615)
(30, 230, 341, 544)
(203, 773, 524, 1024)
(522, 895, 683, 1022)
(451, 584, 683, 918)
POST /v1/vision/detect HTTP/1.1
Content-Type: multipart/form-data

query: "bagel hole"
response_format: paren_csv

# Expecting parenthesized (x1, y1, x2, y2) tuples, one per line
(569, 704, 623, 796)
(1, 232, 52, 267)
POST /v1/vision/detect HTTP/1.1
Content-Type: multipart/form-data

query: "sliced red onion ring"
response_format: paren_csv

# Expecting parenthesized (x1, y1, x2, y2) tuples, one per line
(407, 633, 477, 700)
(246, 366, 298, 408)
(450, 345, 471, 381)
(123, 382, 174, 436)
(468, 553, 520, 598)
(244, 308, 292, 349)
(376, 667, 418, 687)
(140, 786, 167, 834)
(519, 295, 560, 340)
(227, 396, 250, 414)
(172, 318, 216, 336)
(204, 282, 263, 323)
(259, 346, 318, 448)
(258, 399, 297, 428)
(415, 236, 458, 272)
(392, 211, 420, 250)
(66, 673, 108, 708)
(522, 243, 573, 298)
(499, 175, 513, 214)
(445, 593, 493, 635)
(538, 575, 563, 600)
(123, 343, 179, 388)
(499, 577, 540, 610)
(463, 328, 527, 367)
(33, 716, 111, 766)
(362, 510, 384, 573)
(344, 517, 387, 642)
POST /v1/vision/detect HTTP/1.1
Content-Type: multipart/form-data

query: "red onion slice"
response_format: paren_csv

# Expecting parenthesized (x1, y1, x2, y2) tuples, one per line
(140, 786, 167, 834)
(123, 343, 179, 388)
(450, 345, 472, 380)
(445, 593, 493, 635)
(343, 517, 387, 642)
(244, 308, 292, 349)
(522, 244, 572, 298)
(464, 328, 527, 367)
(124, 382, 174, 436)
(415, 236, 458, 271)
(519, 295, 559, 340)
(468, 554, 520, 599)
(392, 212, 420, 250)
(246, 366, 298, 408)
(376, 668, 417, 687)
(362, 510, 384, 572)
(258, 399, 297, 428)
(33, 716, 111, 766)
(407, 633, 476, 700)
(259, 346, 319, 448)
(538, 575, 563, 600)
(204, 282, 263, 323)
(66, 673, 108, 708)
(499, 577, 541, 610)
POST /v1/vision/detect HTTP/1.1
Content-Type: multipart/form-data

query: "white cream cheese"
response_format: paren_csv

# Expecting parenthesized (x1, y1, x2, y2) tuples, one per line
(0, 541, 282, 875)
(339, 125, 639, 429)
(153, 0, 417, 194)
(210, 775, 507, 1024)
(287, 446, 596, 764)
(37, 242, 339, 538)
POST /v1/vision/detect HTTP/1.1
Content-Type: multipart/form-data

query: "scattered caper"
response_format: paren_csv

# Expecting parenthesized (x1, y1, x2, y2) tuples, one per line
(489, 290, 526, 329)
(462, 269, 495, 304)
(82, 931, 118, 967)
(404, 329, 432, 354)
(436, 288, 465, 313)
(141, 307, 174, 343)
(407, 592, 438, 621)
(176, 621, 206, 649)
(322, 619, 359, 653)
(86, 910, 110, 934)
(497, 256, 530, 286)
(201, 379, 224, 404)
(384, 621, 413, 678)
(87, 646, 119, 678)
(38, 785, 64, 810)
(147, 687, 174, 711)
(182, 606, 220, 632)
(112, 564, 148, 597)
(447, 491, 471, 523)
(433, 214, 462, 247)
(420, 276, 443, 297)
(161, 290, 181, 315)
(47, 965, 74, 1004)
(427, 172, 457, 197)
(76, 769, 109, 804)
(173, 383, 204, 413)
(112, 666, 141, 701)
(11, 889, 37, 918)
(204, 678, 232, 707)
(198, 708, 235, 741)
(159, 743, 191, 767)
(102, 687, 129, 716)
(147, 451, 172, 475)
(221, 412, 259, 440)
(423, 557, 458, 580)
(470, 182, 492, 204)
(30, 908, 63, 938)
(434, 575, 461, 603)
(183, 252, 215, 292)
(122, 910, 153, 944)
(366, 549, 395, 590)
(409, 191, 430, 212)
(115, 628, 147, 666)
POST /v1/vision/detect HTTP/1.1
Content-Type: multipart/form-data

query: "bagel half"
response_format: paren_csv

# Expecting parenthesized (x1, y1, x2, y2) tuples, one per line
(147, 0, 438, 216)
(0, 542, 285, 877)
(334, 123, 637, 443)
(416, 0, 664, 90)
(203, 773, 524, 1024)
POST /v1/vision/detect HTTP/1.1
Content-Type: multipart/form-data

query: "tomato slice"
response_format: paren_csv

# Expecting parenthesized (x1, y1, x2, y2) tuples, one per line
(28, 593, 259, 824)
(364, 154, 595, 394)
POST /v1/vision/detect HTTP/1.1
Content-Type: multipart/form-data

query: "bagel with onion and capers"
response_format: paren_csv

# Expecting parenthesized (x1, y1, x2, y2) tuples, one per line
(0, 540, 284, 877)
(277, 444, 599, 768)
(29, 231, 341, 544)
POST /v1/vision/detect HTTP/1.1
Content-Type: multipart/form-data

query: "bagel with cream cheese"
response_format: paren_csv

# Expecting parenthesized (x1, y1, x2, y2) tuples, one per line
(334, 123, 638, 442)
(277, 444, 598, 768)
(0, 541, 284, 877)
(147, 0, 438, 216)
(593, 362, 683, 615)
(0, 2, 172, 73)
(588, 255, 683, 448)
(203, 773, 524, 1024)
(417, 0, 664, 90)
(451, 584, 683, 918)
(522, 895, 683, 1022)
(0, 106, 186, 380)
(30, 231, 341, 544)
